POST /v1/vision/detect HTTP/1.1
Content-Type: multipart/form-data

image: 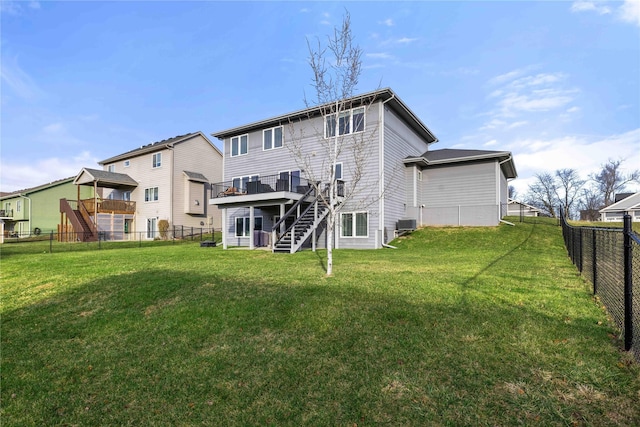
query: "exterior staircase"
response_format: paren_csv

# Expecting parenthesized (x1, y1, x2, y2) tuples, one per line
(273, 199, 330, 253)
(60, 198, 98, 242)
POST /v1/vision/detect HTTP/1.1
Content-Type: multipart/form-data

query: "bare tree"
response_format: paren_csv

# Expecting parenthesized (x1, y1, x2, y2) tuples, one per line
(555, 168, 586, 219)
(577, 187, 603, 221)
(287, 11, 371, 276)
(524, 172, 559, 217)
(508, 185, 517, 200)
(590, 159, 640, 206)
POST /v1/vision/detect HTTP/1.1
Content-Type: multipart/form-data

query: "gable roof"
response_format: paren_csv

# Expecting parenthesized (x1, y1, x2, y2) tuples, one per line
(0, 176, 75, 199)
(74, 168, 138, 190)
(99, 131, 219, 165)
(614, 192, 634, 203)
(211, 88, 438, 145)
(404, 148, 518, 179)
(599, 192, 640, 213)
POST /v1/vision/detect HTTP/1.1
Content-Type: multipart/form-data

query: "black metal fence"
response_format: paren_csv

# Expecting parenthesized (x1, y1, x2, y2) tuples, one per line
(1, 226, 219, 255)
(560, 214, 639, 361)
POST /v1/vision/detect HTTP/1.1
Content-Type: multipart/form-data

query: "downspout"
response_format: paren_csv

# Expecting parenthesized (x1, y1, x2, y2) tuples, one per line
(168, 144, 175, 228)
(379, 93, 396, 247)
(18, 194, 32, 234)
(497, 156, 512, 223)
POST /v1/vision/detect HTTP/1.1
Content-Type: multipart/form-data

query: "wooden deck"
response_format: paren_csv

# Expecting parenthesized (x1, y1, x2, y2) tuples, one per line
(81, 199, 136, 215)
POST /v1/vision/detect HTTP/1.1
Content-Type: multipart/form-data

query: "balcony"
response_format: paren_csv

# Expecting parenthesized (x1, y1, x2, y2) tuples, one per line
(0, 209, 14, 218)
(210, 174, 319, 208)
(80, 198, 136, 215)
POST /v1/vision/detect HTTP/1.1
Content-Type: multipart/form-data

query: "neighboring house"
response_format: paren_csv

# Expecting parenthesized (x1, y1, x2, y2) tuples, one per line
(1, 177, 95, 238)
(209, 88, 517, 252)
(507, 199, 543, 217)
(62, 132, 222, 241)
(599, 192, 640, 222)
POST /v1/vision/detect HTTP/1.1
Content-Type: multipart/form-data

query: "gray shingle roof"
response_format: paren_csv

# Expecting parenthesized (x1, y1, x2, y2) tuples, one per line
(183, 171, 209, 183)
(600, 192, 640, 213)
(211, 88, 438, 145)
(75, 168, 138, 189)
(99, 132, 204, 165)
(404, 148, 517, 179)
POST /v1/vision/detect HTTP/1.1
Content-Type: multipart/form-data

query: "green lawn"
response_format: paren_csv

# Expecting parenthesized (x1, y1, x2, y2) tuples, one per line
(2, 220, 639, 426)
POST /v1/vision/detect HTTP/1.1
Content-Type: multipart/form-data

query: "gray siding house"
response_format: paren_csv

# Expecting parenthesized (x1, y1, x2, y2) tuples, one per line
(210, 88, 517, 251)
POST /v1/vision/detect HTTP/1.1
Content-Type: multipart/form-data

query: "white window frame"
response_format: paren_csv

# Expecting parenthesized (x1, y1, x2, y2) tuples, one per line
(152, 153, 162, 168)
(16, 200, 21, 212)
(124, 160, 130, 167)
(231, 134, 249, 157)
(340, 211, 369, 238)
(145, 187, 159, 202)
(334, 163, 343, 180)
(108, 164, 115, 172)
(417, 170, 423, 181)
(325, 106, 365, 138)
(235, 216, 263, 238)
(263, 126, 283, 151)
(123, 191, 131, 201)
(231, 175, 259, 193)
(147, 217, 157, 239)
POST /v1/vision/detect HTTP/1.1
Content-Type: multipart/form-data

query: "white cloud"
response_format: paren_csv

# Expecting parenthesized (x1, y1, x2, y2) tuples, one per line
(366, 52, 394, 60)
(43, 122, 65, 134)
(483, 139, 498, 147)
(380, 18, 394, 27)
(571, 0, 639, 26)
(396, 37, 419, 44)
(570, 1, 612, 15)
(1, 56, 44, 101)
(0, 151, 100, 193)
(507, 128, 640, 195)
(566, 106, 581, 113)
(619, 0, 640, 26)
(485, 70, 578, 118)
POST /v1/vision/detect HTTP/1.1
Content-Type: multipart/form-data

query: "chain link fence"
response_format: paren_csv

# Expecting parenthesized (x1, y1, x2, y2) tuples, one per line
(561, 214, 639, 361)
(0, 226, 220, 255)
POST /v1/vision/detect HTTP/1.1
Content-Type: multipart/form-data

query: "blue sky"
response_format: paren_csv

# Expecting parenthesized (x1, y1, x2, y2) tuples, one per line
(2, 0, 639, 196)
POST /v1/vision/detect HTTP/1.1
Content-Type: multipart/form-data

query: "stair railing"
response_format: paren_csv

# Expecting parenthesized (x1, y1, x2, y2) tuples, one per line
(272, 183, 317, 245)
(273, 192, 330, 252)
(77, 199, 99, 239)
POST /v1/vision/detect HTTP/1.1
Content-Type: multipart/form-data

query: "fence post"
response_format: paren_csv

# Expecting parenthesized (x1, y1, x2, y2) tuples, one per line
(592, 228, 597, 295)
(49, 231, 53, 253)
(623, 214, 633, 351)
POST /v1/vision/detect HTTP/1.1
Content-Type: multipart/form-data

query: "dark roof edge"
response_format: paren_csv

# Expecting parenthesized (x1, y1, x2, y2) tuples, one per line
(403, 150, 518, 179)
(211, 88, 438, 144)
(99, 131, 219, 165)
(0, 176, 75, 198)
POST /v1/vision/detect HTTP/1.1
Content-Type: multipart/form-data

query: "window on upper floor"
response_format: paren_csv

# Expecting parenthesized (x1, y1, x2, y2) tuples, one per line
(232, 175, 259, 193)
(16, 200, 21, 212)
(325, 107, 365, 138)
(152, 153, 162, 168)
(124, 160, 130, 167)
(231, 135, 248, 157)
(145, 187, 159, 202)
(341, 211, 368, 238)
(108, 164, 115, 172)
(123, 191, 131, 201)
(263, 126, 283, 150)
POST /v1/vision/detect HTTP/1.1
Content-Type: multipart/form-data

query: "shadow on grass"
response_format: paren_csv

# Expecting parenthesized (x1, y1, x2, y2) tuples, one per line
(2, 264, 633, 426)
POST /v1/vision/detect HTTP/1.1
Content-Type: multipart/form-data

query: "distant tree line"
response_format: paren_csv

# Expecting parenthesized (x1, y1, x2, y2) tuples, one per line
(514, 159, 640, 220)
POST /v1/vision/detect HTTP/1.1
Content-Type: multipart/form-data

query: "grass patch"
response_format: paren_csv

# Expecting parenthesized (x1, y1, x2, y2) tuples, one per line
(2, 222, 639, 425)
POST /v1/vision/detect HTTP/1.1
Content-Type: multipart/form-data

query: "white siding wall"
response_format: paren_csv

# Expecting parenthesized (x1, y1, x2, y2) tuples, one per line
(383, 108, 433, 240)
(220, 103, 384, 249)
(103, 134, 222, 238)
(107, 148, 172, 238)
(173, 135, 223, 230)
(421, 160, 500, 226)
